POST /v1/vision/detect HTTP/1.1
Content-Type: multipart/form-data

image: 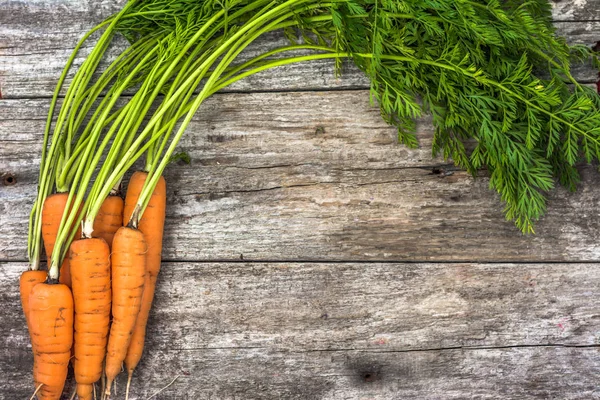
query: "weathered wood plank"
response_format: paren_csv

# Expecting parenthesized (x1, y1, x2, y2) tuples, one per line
(1, 1, 598, 98)
(4, 346, 600, 399)
(2, 92, 600, 262)
(2, 261, 600, 399)
(553, 0, 600, 21)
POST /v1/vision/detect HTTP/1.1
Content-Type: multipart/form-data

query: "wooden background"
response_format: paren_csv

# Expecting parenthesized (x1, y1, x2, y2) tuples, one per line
(1, 1, 600, 399)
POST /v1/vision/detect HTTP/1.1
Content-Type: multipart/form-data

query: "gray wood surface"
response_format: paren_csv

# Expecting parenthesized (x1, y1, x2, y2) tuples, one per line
(1, 1, 599, 99)
(1, 0, 600, 399)
(3, 92, 600, 262)
(2, 261, 600, 399)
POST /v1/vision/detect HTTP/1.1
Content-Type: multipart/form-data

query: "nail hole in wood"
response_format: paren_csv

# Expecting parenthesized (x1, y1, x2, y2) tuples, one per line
(315, 125, 326, 135)
(432, 167, 454, 177)
(363, 371, 379, 382)
(3, 173, 16, 186)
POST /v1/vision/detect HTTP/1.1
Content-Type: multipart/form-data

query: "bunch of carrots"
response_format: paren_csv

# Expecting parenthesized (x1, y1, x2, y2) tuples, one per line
(19, 0, 600, 398)
(21, 3, 184, 398)
(23, 172, 164, 400)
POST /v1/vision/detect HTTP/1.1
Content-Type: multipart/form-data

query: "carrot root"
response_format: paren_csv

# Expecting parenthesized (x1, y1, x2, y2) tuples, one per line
(59, 258, 72, 287)
(70, 237, 112, 400)
(123, 172, 166, 375)
(19, 270, 47, 327)
(104, 226, 147, 393)
(29, 383, 43, 400)
(42, 192, 81, 286)
(125, 371, 133, 400)
(29, 282, 73, 400)
(77, 383, 93, 400)
(20, 270, 48, 397)
(92, 194, 124, 249)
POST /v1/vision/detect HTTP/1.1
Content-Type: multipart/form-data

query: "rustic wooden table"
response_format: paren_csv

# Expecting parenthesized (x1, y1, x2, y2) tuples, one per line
(1, 1, 600, 399)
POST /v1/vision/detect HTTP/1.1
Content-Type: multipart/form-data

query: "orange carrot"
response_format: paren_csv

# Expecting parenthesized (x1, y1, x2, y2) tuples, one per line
(92, 194, 124, 250)
(42, 192, 81, 287)
(69, 237, 111, 400)
(123, 172, 166, 388)
(104, 226, 146, 398)
(29, 282, 73, 400)
(19, 270, 47, 328)
(19, 269, 47, 392)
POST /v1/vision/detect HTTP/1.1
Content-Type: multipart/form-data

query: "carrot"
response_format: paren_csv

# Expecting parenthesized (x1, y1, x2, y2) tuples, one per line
(42, 192, 81, 287)
(19, 269, 47, 392)
(123, 172, 166, 389)
(29, 282, 74, 400)
(92, 194, 124, 250)
(70, 237, 111, 400)
(104, 226, 146, 398)
(19, 270, 47, 328)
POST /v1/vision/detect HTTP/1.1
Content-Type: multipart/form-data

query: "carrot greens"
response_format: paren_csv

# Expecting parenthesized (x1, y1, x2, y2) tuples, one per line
(112, 0, 600, 233)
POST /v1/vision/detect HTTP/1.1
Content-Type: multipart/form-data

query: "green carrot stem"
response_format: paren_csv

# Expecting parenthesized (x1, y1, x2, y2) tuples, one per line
(64, 37, 157, 146)
(33, 2, 137, 275)
(59, 104, 130, 190)
(146, 41, 223, 170)
(48, 44, 162, 278)
(132, 0, 331, 219)
(84, 52, 172, 220)
(27, 19, 115, 270)
(64, 34, 116, 161)
(83, 9, 229, 228)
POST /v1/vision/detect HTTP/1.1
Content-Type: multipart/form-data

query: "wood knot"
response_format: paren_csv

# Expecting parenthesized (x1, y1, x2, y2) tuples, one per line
(2, 173, 16, 186)
(345, 360, 384, 387)
(431, 167, 454, 177)
(362, 371, 380, 383)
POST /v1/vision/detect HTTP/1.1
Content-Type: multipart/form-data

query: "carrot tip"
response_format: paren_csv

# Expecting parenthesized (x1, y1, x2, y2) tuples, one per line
(125, 372, 133, 400)
(77, 383, 93, 400)
(29, 383, 43, 400)
(103, 379, 113, 400)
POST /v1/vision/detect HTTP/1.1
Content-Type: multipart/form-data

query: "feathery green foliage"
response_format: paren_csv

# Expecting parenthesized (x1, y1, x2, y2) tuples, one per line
(323, 0, 600, 232)
(111, 0, 600, 233)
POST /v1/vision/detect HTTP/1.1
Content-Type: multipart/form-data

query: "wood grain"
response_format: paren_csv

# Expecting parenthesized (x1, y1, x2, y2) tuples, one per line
(1, 1, 599, 99)
(4, 346, 600, 399)
(2, 1, 600, 398)
(2, 92, 600, 262)
(2, 261, 600, 399)
(553, 0, 600, 21)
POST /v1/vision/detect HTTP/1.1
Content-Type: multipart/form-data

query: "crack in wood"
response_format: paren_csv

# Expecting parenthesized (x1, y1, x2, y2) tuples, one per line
(186, 181, 335, 196)
(155, 343, 600, 354)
